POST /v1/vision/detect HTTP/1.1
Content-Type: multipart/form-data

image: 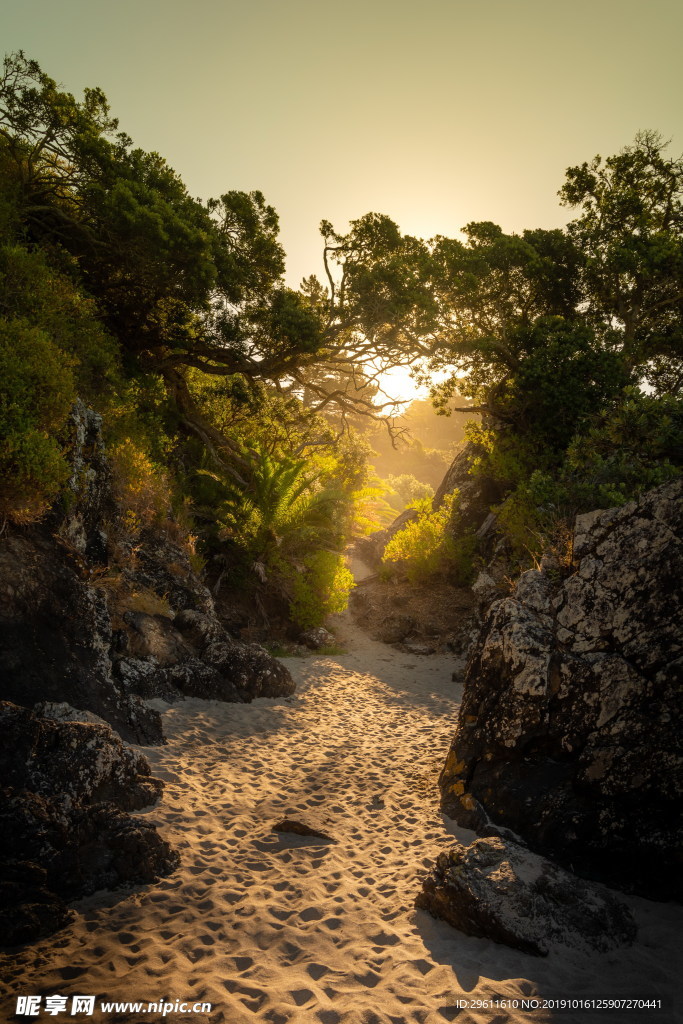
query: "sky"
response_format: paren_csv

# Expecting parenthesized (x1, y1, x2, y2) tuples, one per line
(3, 0, 682, 289)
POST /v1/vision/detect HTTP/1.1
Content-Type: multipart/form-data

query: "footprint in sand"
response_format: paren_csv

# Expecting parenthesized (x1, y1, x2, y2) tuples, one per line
(4, 590, 678, 1024)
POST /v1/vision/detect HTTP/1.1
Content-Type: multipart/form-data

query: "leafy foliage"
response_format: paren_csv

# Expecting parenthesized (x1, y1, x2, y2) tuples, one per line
(282, 551, 354, 630)
(0, 318, 74, 521)
(1, 49, 682, 613)
(383, 473, 434, 511)
(381, 493, 476, 585)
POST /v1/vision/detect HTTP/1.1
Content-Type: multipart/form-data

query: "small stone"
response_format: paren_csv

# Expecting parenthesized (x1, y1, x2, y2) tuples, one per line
(271, 819, 335, 842)
(298, 627, 336, 650)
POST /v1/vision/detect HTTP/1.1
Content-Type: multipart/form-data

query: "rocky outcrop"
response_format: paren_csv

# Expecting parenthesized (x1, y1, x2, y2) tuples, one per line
(439, 479, 683, 899)
(115, 609, 295, 701)
(432, 442, 498, 526)
(416, 836, 636, 956)
(0, 402, 295, 744)
(0, 702, 178, 946)
(0, 525, 164, 744)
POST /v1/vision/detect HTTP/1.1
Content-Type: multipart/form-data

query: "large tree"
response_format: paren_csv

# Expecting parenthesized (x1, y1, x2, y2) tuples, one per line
(560, 130, 683, 395)
(3, 52, 681, 479)
(0, 56, 435, 417)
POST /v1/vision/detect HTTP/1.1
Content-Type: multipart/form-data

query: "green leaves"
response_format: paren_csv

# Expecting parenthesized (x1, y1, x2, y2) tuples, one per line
(561, 131, 683, 378)
(0, 317, 74, 521)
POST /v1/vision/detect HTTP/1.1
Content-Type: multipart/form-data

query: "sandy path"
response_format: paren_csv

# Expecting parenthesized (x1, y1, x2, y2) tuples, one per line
(1, 574, 681, 1023)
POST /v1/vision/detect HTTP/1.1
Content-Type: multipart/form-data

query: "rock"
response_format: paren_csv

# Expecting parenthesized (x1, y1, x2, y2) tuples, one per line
(471, 571, 502, 616)
(122, 525, 215, 616)
(115, 608, 297, 704)
(404, 643, 435, 656)
(433, 442, 502, 530)
(57, 400, 115, 563)
(416, 836, 636, 956)
(123, 611, 194, 665)
(0, 862, 72, 948)
(0, 527, 164, 744)
(173, 610, 295, 699)
(376, 614, 416, 644)
(0, 402, 295, 745)
(0, 702, 162, 812)
(439, 479, 683, 899)
(0, 702, 178, 945)
(272, 819, 335, 842)
(298, 627, 336, 650)
(34, 702, 110, 728)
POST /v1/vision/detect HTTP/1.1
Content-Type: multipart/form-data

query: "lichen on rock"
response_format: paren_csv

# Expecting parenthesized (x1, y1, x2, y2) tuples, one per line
(416, 835, 636, 956)
(439, 478, 683, 899)
(0, 702, 178, 946)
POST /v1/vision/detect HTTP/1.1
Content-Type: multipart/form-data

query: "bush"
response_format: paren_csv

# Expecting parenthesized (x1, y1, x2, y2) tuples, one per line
(285, 551, 354, 629)
(381, 493, 477, 584)
(109, 437, 172, 534)
(0, 319, 75, 522)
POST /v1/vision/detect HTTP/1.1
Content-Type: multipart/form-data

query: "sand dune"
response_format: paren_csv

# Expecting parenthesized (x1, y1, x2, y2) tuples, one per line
(1, 602, 681, 1024)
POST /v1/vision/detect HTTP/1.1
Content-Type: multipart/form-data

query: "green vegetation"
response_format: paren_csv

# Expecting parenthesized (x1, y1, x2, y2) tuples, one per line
(383, 474, 434, 512)
(381, 493, 477, 585)
(1, 51, 681, 616)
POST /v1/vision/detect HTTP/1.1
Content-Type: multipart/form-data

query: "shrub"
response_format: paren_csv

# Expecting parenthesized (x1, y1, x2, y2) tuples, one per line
(109, 437, 172, 534)
(285, 550, 354, 629)
(0, 318, 75, 522)
(385, 495, 458, 585)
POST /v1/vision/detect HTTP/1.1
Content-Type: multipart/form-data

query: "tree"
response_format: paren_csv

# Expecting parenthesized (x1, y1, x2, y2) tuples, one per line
(560, 130, 683, 396)
(0, 54, 442, 475)
(424, 221, 615, 449)
(3, 51, 681, 522)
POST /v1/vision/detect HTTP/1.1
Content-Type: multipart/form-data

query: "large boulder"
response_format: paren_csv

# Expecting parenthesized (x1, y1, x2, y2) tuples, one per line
(0, 702, 178, 946)
(439, 479, 683, 899)
(416, 835, 636, 956)
(0, 701, 162, 811)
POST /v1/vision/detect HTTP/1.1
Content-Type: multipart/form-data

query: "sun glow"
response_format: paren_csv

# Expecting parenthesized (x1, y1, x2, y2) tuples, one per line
(372, 363, 429, 409)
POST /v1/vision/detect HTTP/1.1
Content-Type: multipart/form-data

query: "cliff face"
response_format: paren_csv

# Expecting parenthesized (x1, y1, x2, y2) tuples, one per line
(0, 403, 294, 745)
(439, 478, 683, 899)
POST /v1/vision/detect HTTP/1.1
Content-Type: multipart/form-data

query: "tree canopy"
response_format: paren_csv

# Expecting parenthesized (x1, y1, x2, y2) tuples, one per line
(1, 50, 682, 588)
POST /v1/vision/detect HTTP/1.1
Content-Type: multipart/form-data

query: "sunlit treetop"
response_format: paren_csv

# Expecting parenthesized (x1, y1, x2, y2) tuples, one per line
(2, 52, 682, 475)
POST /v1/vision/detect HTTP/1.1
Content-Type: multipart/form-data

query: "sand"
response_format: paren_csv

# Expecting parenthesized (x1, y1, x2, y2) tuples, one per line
(1, 570, 681, 1024)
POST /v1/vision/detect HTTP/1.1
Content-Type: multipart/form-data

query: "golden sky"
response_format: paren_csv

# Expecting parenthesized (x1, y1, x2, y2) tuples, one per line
(3, 0, 682, 293)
